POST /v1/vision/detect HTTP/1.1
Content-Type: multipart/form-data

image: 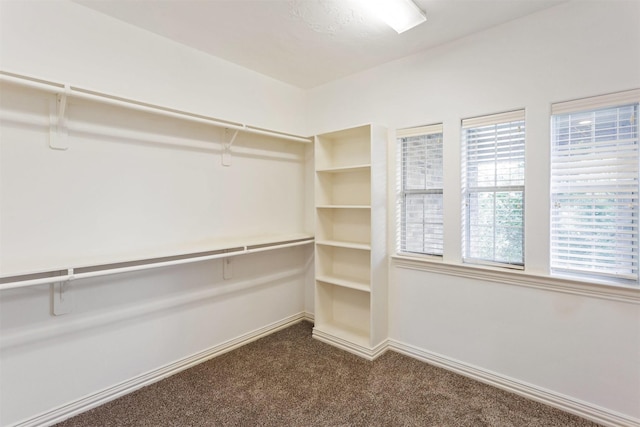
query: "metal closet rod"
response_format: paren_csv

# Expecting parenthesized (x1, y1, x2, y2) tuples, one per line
(0, 70, 312, 144)
(0, 238, 314, 291)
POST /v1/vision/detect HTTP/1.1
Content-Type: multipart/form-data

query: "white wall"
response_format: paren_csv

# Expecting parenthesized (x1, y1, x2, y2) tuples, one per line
(308, 0, 640, 422)
(0, 1, 313, 425)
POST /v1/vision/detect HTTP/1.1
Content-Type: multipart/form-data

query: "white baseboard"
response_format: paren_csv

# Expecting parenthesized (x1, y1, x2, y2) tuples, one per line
(11, 312, 310, 427)
(301, 311, 314, 323)
(388, 339, 639, 427)
(312, 328, 388, 361)
(14, 317, 634, 427)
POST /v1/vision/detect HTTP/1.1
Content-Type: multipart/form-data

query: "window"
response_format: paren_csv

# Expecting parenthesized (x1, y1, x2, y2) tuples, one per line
(398, 125, 443, 256)
(462, 111, 525, 267)
(551, 90, 640, 283)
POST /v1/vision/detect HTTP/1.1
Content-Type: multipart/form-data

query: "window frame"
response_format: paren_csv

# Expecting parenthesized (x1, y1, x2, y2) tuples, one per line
(550, 89, 640, 286)
(397, 124, 444, 257)
(461, 110, 526, 269)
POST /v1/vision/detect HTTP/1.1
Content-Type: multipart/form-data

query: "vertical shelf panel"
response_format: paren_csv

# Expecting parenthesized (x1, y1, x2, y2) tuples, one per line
(368, 124, 389, 348)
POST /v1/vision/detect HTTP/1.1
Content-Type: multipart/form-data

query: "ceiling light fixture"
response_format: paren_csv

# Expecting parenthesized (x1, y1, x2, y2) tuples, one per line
(365, 0, 427, 34)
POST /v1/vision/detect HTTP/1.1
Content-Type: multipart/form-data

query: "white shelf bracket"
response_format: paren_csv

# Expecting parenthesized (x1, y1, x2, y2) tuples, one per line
(223, 257, 233, 280)
(51, 269, 74, 316)
(221, 128, 240, 167)
(49, 84, 70, 150)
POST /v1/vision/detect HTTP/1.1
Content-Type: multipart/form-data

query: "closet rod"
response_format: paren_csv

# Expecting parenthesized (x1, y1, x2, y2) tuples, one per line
(0, 238, 314, 291)
(0, 71, 312, 144)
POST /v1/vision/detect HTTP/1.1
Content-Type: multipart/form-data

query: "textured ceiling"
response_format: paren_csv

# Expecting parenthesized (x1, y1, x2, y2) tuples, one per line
(74, 0, 566, 89)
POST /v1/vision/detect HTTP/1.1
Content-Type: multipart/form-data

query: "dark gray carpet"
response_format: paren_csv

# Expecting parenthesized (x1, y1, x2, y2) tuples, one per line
(55, 321, 598, 426)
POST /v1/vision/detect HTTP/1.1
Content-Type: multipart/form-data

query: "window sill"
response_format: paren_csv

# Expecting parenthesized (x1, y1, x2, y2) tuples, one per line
(391, 254, 640, 304)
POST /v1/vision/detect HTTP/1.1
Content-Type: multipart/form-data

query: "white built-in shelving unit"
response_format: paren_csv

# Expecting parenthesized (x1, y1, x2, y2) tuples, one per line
(313, 124, 388, 359)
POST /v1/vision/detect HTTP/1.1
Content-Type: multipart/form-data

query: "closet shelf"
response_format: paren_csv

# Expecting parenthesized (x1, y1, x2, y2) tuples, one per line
(315, 240, 371, 251)
(316, 164, 371, 173)
(316, 275, 370, 292)
(316, 205, 371, 209)
(0, 70, 312, 145)
(0, 233, 314, 291)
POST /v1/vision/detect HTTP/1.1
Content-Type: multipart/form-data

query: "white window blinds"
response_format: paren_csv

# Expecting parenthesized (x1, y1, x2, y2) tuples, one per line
(551, 91, 640, 283)
(462, 110, 525, 267)
(398, 124, 443, 256)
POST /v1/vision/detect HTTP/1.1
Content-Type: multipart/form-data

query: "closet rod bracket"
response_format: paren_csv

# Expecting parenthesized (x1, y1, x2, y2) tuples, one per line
(49, 84, 71, 150)
(51, 268, 74, 316)
(221, 128, 240, 166)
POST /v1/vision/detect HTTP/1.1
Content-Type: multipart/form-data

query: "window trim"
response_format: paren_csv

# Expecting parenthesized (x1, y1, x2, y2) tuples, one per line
(551, 89, 640, 115)
(461, 109, 526, 268)
(549, 89, 640, 285)
(397, 123, 444, 257)
(392, 254, 640, 304)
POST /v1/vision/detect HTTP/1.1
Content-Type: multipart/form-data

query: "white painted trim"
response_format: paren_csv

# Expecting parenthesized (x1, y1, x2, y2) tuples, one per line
(388, 339, 640, 427)
(312, 328, 388, 361)
(9, 313, 310, 427)
(551, 88, 640, 115)
(462, 109, 525, 128)
(302, 311, 315, 323)
(396, 123, 443, 137)
(392, 256, 640, 304)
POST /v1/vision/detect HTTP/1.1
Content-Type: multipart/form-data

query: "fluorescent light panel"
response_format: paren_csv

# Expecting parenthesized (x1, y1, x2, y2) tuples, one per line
(366, 0, 426, 33)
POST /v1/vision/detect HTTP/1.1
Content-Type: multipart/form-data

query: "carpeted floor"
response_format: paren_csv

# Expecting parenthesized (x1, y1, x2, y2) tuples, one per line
(55, 321, 598, 426)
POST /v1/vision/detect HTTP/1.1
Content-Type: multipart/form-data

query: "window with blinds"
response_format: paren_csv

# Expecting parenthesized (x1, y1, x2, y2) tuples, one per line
(398, 125, 443, 256)
(551, 90, 640, 283)
(462, 110, 525, 267)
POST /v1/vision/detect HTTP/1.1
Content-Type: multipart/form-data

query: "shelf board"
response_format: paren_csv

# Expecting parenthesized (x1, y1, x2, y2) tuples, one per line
(316, 275, 370, 292)
(316, 240, 371, 251)
(316, 164, 371, 174)
(316, 205, 371, 209)
(1, 232, 315, 279)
